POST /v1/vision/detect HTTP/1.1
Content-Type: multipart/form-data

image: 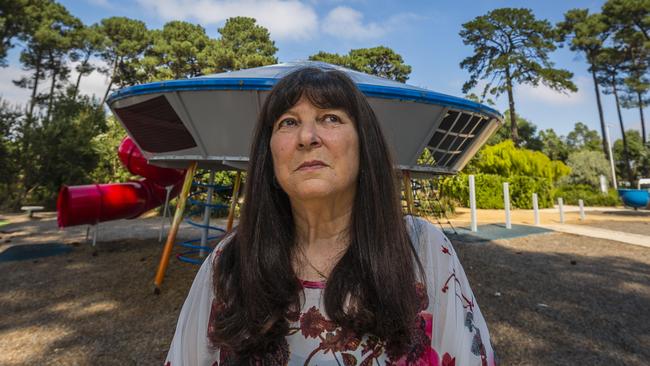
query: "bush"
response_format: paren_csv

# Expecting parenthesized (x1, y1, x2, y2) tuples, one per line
(89, 117, 134, 183)
(439, 173, 554, 209)
(509, 175, 554, 208)
(561, 150, 611, 188)
(466, 140, 570, 183)
(553, 184, 620, 206)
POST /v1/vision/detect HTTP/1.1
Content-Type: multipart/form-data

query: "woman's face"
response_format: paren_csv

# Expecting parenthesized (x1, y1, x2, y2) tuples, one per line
(270, 96, 360, 204)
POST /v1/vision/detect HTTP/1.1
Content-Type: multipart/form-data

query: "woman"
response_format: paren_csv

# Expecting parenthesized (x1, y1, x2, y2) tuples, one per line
(166, 67, 496, 365)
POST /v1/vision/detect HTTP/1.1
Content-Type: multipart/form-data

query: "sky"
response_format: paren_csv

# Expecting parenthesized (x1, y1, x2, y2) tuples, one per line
(0, 0, 645, 141)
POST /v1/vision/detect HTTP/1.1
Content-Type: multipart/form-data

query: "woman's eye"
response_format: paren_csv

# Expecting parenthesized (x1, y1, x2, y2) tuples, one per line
(277, 118, 297, 128)
(323, 114, 341, 123)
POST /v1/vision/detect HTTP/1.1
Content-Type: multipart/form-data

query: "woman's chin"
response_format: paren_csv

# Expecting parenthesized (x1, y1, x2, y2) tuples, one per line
(286, 183, 341, 201)
(291, 188, 335, 201)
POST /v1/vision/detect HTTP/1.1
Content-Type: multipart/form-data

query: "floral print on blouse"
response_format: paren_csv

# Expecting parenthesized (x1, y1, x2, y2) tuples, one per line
(165, 216, 496, 365)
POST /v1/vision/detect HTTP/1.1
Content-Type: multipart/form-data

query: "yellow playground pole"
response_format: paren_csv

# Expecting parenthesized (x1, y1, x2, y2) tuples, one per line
(153, 162, 198, 294)
(226, 171, 242, 232)
(403, 170, 415, 215)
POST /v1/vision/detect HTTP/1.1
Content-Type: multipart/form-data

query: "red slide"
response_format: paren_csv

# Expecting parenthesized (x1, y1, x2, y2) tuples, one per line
(57, 137, 186, 228)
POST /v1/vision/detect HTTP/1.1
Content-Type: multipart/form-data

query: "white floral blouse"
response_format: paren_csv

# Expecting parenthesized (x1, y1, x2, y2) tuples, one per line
(165, 216, 496, 365)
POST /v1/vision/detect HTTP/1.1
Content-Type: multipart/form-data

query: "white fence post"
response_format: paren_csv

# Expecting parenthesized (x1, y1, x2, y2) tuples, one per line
(558, 197, 565, 223)
(579, 199, 585, 221)
(532, 193, 540, 226)
(469, 175, 477, 232)
(503, 182, 511, 229)
(599, 175, 608, 194)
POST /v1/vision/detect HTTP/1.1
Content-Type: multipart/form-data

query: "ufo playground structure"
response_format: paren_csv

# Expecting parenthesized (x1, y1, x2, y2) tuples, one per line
(68, 61, 503, 291)
(107, 61, 502, 175)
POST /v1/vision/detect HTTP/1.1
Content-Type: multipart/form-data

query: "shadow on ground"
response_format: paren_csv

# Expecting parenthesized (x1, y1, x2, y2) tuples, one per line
(452, 233, 650, 365)
(1, 229, 649, 365)
(0, 238, 198, 365)
(601, 209, 650, 217)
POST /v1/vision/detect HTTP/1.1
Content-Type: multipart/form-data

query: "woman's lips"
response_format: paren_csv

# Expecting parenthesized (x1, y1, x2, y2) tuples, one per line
(297, 160, 327, 171)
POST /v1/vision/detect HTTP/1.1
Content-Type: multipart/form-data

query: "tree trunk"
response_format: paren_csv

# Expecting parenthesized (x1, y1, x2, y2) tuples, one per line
(638, 91, 647, 146)
(46, 53, 58, 123)
(505, 67, 518, 146)
(591, 66, 609, 159)
(101, 56, 120, 106)
(27, 50, 43, 120)
(72, 53, 91, 100)
(612, 81, 634, 185)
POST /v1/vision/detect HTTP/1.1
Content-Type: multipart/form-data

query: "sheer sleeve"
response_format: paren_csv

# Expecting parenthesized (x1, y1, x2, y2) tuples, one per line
(164, 235, 233, 366)
(406, 216, 497, 366)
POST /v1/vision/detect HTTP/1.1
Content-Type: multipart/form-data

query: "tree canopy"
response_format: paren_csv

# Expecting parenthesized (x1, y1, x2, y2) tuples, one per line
(98, 16, 150, 103)
(215, 16, 278, 72)
(141, 21, 214, 81)
(460, 8, 576, 145)
(310, 46, 411, 82)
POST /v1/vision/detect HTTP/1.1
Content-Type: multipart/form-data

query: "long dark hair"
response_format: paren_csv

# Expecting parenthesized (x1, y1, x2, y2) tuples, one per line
(210, 67, 424, 360)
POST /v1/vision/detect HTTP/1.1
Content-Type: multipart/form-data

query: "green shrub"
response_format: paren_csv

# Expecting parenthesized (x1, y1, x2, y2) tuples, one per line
(509, 175, 554, 208)
(466, 140, 570, 183)
(553, 185, 620, 206)
(561, 150, 611, 188)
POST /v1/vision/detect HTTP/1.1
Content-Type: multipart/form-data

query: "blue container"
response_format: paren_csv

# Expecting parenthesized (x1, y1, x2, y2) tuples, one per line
(617, 189, 650, 209)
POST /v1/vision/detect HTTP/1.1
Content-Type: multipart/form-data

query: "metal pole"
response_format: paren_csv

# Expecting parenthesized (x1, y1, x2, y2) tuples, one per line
(605, 124, 618, 189)
(503, 182, 511, 229)
(469, 175, 477, 232)
(579, 199, 585, 221)
(402, 170, 415, 215)
(92, 224, 98, 247)
(226, 171, 242, 232)
(158, 185, 173, 243)
(558, 197, 565, 224)
(200, 170, 216, 257)
(532, 193, 540, 226)
(154, 162, 198, 294)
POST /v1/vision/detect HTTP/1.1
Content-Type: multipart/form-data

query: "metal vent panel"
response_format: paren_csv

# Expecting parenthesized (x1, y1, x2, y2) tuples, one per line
(423, 109, 494, 171)
(113, 95, 197, 153)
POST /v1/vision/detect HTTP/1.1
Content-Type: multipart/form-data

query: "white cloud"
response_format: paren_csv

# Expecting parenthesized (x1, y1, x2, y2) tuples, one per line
(73, 62, 111, 100)
(136, 0, 319, 41)
(516, 76, 589, 106)
(320, 6, 419, 41)
(321, 6, 384, 40)
(0, 65, 34, 108)
(0, 60, 110, 109)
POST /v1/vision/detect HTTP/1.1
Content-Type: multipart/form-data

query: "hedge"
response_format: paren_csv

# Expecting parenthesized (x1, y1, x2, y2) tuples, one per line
(439, 173, 554, 209)
(553, 184, 620, 206)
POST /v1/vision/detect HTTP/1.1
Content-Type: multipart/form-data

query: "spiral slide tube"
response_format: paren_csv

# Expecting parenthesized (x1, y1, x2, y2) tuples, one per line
(57, 137, 186, 228)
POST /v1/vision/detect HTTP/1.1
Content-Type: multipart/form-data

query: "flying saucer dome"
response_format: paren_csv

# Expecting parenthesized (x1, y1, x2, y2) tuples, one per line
(107, 61, 502, 175)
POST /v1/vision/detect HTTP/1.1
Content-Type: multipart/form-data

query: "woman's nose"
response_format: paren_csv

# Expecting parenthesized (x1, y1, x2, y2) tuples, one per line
(297, 122, 322, 149)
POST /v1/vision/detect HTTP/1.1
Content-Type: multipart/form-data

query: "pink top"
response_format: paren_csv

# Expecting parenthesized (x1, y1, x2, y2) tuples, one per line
(165, 216, 497, 365)
(299, 279, 326, 289)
